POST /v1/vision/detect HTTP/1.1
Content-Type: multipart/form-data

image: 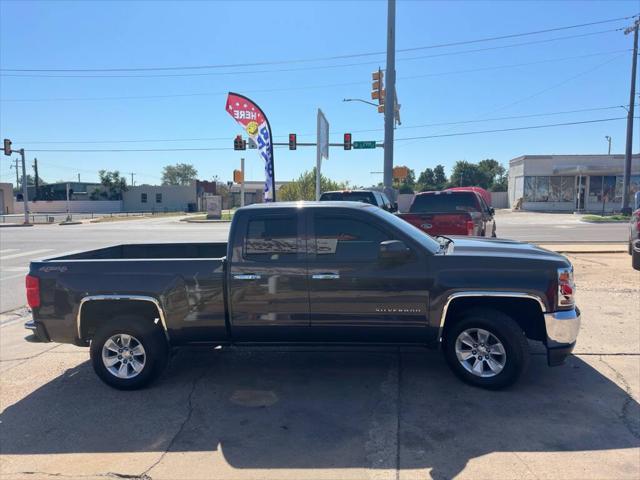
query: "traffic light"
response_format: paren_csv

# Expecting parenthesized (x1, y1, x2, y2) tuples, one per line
(3, 138, 12, 156)
(371, 69, 385, 112)
(288, 133, 297, 150)
(344, 133, 352, 150)
(233, 169, 244, 183)
(233, 135, 246, 151)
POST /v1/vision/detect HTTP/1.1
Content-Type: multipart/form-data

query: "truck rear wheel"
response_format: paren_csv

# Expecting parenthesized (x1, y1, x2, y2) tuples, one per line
(90, 316, 168, 390)
(442, 308, 529, 389)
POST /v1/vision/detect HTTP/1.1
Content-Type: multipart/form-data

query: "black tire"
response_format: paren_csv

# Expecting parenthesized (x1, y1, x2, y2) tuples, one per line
(633, 249, 640, 271)
(442, 308, 529, 390)
(90, 315, 169, 390)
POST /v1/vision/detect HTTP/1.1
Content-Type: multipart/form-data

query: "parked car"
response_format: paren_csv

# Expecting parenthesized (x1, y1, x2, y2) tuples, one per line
(320, 189, 396, 212)
(397, 190, 496, 237)
(25, 201, 579, 390)
(629, 208, 640, 271)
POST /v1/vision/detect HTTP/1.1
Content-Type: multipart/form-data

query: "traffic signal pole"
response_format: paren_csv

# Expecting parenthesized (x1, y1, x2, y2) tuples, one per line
(622, 18, 639, 214)
(383, 0, 396, 201)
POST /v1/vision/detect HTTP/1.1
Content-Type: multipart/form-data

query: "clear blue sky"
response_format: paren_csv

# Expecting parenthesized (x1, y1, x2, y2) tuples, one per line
(0, 0, 638, 187)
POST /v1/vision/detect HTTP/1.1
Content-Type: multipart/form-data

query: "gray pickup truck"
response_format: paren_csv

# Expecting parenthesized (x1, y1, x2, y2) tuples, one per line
(26, 202, 580, 390)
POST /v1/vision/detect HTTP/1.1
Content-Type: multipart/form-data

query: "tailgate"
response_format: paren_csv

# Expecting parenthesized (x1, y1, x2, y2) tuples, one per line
(398, 212, 472, 235)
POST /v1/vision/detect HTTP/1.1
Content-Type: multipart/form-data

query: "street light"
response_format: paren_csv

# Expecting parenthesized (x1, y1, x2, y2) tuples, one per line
(343, 98, 379, 108)
(605, 135, 612, 155)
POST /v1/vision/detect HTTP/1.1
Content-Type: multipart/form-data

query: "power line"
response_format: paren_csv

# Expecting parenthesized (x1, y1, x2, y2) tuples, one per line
(1, 14, 634, 73)
(23, 117, 629, 152)
(15, 105, 634, 145)
(1, 48, 629, 103)
(394, 117, 628, 141)
(0, 28, 623, 79)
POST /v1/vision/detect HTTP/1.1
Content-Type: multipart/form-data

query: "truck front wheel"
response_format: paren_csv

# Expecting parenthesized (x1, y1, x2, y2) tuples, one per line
(90, 316, 168, 390)
(443, 309, 529, 389)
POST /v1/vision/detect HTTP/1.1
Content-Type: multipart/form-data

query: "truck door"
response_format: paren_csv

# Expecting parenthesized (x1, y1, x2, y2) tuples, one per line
(227, 209, 309, 341)
(307, 208, 430, 343)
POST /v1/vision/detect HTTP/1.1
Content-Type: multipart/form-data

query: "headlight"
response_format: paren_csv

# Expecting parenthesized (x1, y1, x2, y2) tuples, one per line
(557, 267, 575, 308)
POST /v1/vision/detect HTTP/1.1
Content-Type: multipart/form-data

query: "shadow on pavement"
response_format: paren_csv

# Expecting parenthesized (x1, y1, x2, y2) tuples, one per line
(1, 347, 638, 478)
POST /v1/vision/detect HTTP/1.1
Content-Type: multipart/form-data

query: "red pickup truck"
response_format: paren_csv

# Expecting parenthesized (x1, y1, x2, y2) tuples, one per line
(398, 190, 497, 237)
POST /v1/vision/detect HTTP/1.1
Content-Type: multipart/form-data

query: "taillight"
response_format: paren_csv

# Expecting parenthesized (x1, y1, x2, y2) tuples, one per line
(466, 220, 474, 236)
(557, 267, 575, 308)
(25, 275, 40, 309)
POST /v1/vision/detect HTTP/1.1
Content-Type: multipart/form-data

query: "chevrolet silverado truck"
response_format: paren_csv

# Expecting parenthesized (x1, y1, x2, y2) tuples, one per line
(25, 202, 579, 390)
(398, 190, 496, 237)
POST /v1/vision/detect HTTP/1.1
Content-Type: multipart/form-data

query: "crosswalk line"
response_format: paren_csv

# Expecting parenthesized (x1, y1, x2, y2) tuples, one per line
(0, 249, 53, 261)
(0, 249, 19, 254)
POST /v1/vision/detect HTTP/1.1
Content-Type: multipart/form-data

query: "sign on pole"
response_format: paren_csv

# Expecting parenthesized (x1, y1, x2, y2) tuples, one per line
(353, 141, 376, 149)
(226, 93, 276, 202)
(316, 109, 330, 201)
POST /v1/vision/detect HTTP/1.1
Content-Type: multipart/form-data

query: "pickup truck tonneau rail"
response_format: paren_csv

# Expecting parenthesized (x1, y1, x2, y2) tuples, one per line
(26, 201, 580, 390)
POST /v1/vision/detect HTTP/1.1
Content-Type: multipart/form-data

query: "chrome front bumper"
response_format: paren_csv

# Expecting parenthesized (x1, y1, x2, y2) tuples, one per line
(544, 307, 581, 348)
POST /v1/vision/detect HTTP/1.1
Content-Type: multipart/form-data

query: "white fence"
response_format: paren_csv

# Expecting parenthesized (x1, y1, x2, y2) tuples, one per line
(490, 191, 509, 209)
(14, 200, 123, 214)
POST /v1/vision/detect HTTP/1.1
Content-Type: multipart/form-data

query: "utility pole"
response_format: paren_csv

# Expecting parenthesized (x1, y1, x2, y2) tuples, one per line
(33, 158, 39, 200)
(130, 172, 135, 186)
(622, 18, 639, 215)
(240, 157, 246, 207)
(605, 136, 612, 155)
(78, 173, 81, 183)
(12, 158, 19, 188)
(20, 149, 29, 224)
(383, 0, 396, 201)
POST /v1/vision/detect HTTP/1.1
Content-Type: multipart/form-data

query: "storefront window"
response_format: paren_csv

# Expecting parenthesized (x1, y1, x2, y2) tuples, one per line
(561, 177, 575, 202)
(617, 175, 640, 203)
(524, 176, 536, 201)
(524, 176, 574, 202)
(535, 176, 549, 202)
(589, 176, 602, 201)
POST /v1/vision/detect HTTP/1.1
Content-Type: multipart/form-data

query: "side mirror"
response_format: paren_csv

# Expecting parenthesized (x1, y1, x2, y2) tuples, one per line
(489, 207, 495, 216)
(392, 202, 398, 213)
(379, 240, 410, 261)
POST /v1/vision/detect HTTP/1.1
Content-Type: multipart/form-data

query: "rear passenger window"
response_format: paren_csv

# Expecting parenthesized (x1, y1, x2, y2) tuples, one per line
(314, 215, 390, 262)
(245, 216, 301, 262)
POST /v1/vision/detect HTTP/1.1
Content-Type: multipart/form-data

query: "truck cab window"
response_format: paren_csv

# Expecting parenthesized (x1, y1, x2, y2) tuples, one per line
(314, 215, 390, 262)
(245, 216, 300, 262)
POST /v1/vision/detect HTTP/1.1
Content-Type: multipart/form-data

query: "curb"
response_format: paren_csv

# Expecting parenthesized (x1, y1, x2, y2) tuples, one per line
(180, 218, 233, 223)
(0, 223, 34, 228)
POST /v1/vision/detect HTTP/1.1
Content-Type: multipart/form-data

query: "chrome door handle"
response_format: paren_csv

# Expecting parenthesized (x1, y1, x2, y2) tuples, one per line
(233, 274, 261, 280)
(311, 273, 340, 280)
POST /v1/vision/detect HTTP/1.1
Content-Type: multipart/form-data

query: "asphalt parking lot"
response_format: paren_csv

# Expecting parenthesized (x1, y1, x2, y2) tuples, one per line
(0, 252, 638, 480)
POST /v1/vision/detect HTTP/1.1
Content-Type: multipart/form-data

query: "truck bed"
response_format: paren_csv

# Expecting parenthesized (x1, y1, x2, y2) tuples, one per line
(49, 242, 228, 261)
(30, 242, 229, 346)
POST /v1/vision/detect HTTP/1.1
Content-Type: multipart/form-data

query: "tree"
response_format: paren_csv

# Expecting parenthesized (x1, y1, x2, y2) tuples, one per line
(94, 170, 128, 200)
(278, 168, 345, 201)
(433, 165, 447, 189)
(161, 163, 198, 186)
(477, 159, 507, 192)
(416, 164, 448, 191)
(449, 161, 492, 189)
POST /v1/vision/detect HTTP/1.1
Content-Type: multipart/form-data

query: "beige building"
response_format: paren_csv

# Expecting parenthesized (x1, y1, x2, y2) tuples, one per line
(0, 183, 15, 214)
(508, 154, 640, 212)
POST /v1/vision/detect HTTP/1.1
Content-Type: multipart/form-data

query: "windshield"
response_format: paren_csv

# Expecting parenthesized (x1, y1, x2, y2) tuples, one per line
(410, 192, 479, 213)
(320, 192, 376, 204)
(368, 206, 441, 254)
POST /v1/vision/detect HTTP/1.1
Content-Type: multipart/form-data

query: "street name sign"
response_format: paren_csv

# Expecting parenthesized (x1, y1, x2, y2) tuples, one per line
(353, 141, 376, 149)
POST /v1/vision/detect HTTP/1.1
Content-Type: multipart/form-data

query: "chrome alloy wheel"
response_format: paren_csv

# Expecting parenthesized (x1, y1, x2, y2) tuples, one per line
(101, 334, 146, 379)
(455, 328, 506, 378)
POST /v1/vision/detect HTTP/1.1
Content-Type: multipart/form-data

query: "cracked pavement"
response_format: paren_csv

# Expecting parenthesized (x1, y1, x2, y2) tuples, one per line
(1, 252, 638, 480)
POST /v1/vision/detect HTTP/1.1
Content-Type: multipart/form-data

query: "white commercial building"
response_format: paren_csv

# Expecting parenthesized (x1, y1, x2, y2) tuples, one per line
(508, 154, 640, 212)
